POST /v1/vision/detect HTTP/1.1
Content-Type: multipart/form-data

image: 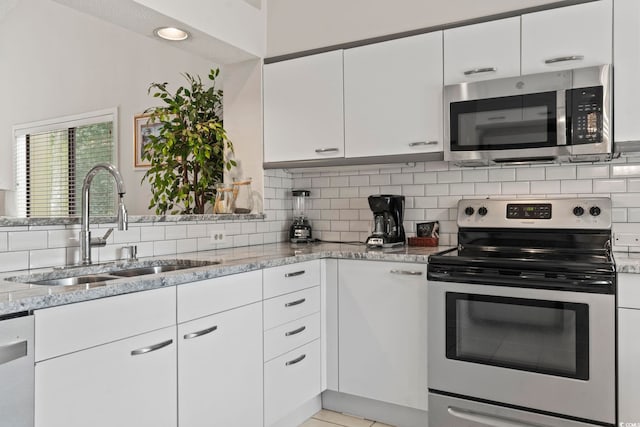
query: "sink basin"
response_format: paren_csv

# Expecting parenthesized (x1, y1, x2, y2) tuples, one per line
(109, 264, 204, 277)
(32, 275, 118, 287)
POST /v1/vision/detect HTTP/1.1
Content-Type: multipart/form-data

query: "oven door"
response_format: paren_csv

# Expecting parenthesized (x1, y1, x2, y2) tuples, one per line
(428, 280, 615, 425)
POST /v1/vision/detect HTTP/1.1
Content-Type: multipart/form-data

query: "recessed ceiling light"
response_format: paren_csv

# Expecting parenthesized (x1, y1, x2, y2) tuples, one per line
(154, 27, 190, 41)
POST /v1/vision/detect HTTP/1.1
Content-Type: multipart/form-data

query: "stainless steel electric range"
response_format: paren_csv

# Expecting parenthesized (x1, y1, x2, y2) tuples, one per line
(427, 197, 616, 427)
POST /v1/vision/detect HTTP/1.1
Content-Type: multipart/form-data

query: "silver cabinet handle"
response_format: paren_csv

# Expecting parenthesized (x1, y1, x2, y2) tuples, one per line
(183, 325, 218, 340)
(545, 55, 584, 64)
(487, 116, 506, 121)
(285, 326, 306, 337)
(448, 406, 540, 427)
(285, 354, 306, 366)
(315, 148, 339, 153)
(285, 270, 305, 278)
(284, 298, 306, 307)
(131, 339, 173, 356)
(0, 340, 27, 366)
(463, 67, 497, 76)
(390, 269, 423, 276)
(408, 141, 438, 147)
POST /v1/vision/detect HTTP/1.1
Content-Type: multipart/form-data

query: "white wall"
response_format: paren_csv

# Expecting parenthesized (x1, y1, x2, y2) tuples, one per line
(266, 0, 565, 56)
(0, 0, 218, 215)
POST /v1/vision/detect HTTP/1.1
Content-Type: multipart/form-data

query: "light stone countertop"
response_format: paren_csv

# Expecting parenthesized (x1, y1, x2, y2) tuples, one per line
(0, 242, 446, 316)
(614, 252, 640, 274)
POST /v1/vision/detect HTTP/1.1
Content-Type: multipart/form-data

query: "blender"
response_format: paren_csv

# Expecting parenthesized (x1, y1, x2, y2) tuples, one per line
(289, 190, 313, 243)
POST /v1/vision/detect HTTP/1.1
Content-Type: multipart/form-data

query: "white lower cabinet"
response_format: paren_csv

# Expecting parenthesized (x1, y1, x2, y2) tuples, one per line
(338, 259, 428, 410)
(178, 302, 263, 427)
(264, 339, 321, 426)
(618, 273, 640, 423)
(35, 326, 177, 427)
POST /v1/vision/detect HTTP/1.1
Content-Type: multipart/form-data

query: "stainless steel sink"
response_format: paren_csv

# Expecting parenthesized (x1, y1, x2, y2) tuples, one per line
(31, 275, 118, 287)
(109, 263, 217, 277)
(22, 259, 221, 286)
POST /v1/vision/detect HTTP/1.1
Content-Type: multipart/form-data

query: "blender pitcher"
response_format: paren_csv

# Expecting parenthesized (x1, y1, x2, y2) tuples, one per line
(289, 190, 312, 243)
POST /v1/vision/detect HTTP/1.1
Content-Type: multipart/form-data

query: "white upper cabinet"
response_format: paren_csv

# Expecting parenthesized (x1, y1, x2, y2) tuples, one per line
(444, 17, 521, 85)
(521, 0, 612, 75)
(344, 32, 443, 158)
(263, 50, 345, 163)
(614, 0, 640, 143)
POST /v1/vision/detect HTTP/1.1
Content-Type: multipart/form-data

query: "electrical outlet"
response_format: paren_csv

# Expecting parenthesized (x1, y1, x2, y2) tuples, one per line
(209, 229, 226, 244)
(615, 233, 640, 246)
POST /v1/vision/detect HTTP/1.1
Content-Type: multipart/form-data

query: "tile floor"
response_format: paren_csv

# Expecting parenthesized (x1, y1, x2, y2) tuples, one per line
(300, 409, 394, 427)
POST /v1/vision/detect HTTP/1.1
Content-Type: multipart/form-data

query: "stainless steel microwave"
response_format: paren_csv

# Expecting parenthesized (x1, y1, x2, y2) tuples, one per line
(444, 64, 612, 166)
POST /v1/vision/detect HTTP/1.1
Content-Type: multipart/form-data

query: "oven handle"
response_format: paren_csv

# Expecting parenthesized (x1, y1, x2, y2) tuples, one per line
(428, 271, 613, 289)
(448, 406, 542, 427)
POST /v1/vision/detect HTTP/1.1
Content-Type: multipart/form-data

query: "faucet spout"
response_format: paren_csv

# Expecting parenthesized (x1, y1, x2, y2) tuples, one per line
(80, 163, 128, 265)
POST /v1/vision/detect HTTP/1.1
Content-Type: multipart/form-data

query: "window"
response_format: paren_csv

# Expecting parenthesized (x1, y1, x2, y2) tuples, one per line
(14, 109, 117, 218)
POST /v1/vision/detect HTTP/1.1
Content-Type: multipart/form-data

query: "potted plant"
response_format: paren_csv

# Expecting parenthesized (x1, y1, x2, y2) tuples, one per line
(142, 68, 236, 214)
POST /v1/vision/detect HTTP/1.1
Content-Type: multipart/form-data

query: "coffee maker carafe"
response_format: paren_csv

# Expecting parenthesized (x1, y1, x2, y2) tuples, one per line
(366, 195, 406, 248)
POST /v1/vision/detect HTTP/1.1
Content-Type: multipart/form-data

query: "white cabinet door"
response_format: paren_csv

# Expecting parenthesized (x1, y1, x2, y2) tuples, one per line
(178, 302, 262, 427)
(338, 260, 428, 410)
(263, 50, 344, 162)
(35, 326, 177, 427)
(444, 17, 521, 85)
(521, 0, 612, 75)
(619, 307, 640, 423)
(344, 32, 443, 158)
(614, 0, 640, 143)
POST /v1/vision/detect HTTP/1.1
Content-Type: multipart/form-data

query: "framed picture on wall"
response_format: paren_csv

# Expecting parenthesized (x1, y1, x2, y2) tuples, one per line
(134, 113, 161, 168)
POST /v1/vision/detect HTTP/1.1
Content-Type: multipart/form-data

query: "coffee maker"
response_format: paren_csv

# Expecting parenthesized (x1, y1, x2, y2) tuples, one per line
(365, 195, 406, 248)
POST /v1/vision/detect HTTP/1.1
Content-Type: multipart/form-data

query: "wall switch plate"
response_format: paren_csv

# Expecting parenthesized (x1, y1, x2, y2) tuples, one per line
(614, 233, 640, 246)
(209, 229, 226, 244)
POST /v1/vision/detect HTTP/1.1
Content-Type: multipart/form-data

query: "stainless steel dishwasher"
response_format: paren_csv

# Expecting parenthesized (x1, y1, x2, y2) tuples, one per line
(0, 313, 34, 427)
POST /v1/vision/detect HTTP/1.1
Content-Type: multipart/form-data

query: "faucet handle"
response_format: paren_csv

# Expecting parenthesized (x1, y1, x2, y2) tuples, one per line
(101, 228, 113, 241)
(122, 245, 137, 261)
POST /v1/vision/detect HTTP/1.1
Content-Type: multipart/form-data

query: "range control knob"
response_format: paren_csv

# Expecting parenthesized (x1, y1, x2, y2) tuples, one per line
(573, 206, 585, 217)
(464, 206, 475, 216)
(590, 206, 601, 217)
(478, 207, 488, 216)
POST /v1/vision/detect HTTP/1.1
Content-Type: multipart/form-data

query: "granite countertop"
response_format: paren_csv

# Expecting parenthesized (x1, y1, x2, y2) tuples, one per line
(0, 242, 446, 316)
(614, 252, 640, 274)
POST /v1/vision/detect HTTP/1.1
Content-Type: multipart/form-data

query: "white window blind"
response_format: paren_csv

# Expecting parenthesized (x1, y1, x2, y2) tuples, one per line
(14, 109, 117, 218)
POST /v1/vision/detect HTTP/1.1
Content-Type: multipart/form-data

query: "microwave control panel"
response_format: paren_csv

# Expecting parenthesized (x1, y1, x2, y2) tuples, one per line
(567, 86, 603, 144)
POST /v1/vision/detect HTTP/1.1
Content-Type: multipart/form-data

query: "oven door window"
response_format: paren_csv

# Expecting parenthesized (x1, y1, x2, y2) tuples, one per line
(450, 91, 557, 151)
(445, 293, 589, 380)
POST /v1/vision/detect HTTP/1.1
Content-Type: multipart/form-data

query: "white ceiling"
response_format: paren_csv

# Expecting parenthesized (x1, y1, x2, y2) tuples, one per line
(52, 0, 257, 64)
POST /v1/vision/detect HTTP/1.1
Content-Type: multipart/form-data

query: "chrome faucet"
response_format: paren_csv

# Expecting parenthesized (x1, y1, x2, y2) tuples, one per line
(80, 163, 128, 265)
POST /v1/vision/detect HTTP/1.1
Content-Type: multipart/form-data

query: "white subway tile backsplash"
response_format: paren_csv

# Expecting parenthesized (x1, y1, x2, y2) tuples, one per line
(141, 226, 165, 241)
(379, 185, 402, 194)
(612, 193, 640, 208)
(577, 165, 609, 179)
(415, 197, 438, 209)
(401, 185, 425, 197)
(0, 252, 29, 271)
(560, 180, 592, 194)
(330, 176, 349, 187)
(0, 233, 6, 251)
(113, 228, 142, 244)
(627, 178, 640, 192)
(358, 187, 380, 198)
(531, 180, 560, 194)
(489, 168, 516, 182)
(545, 166, 576, 180)
(8, 231, 47, 251)
(177, 239, 198, 254)
(339, 187, 359, 198)
(425, 184, 449, 196)
(502, 181, 530, 195)
(414, 172, 437, 184)
(391, 173, 413, 185)
(612, 163, 640, 177)
(475, 182, 502, 196)
(593, 179, 627, 193)
(462, 170, 488, 183)
(349, 175, 370, 187)
(517, 167, 546, 181)
(321, 187, 340, 198)
(437, 170, 462, 184)
(370, 174, 391, 186)
(29, 248, 67, 269)
(450, 183, 475, 195)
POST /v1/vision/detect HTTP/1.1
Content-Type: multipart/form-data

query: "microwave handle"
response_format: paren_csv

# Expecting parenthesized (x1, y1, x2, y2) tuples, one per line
(463, 67, 497, 76)
(545, 55, 584, 65)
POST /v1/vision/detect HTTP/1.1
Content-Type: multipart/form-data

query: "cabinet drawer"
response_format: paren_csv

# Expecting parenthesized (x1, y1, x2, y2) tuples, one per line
(264, 339, 321, 426)
(619, 273, 640, 309)
(264, 312, 320, 362)
(264, 286, 320, 330)
(35, 286, 176, 362)
(263, 260, 321, 299)
(177, 270, 262, 323)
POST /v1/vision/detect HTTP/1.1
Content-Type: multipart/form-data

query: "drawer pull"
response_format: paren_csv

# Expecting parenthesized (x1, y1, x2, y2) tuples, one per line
(315, 147, 340, 153)
(285, 298, 306, 308)
(390, 269, 423, 276)
(131, 339, 173, 356)
(0, 340, 27, 366)
(463, 67, 497, 76)
(285, 270, 305, 278)
(408, 141, 438, 147)
(183, 325, 218, 340)
(285, 326, 306, 337)
(544, 55, 584, 64)
(285, 354, 306, 366)
(448, 406, 539, 427)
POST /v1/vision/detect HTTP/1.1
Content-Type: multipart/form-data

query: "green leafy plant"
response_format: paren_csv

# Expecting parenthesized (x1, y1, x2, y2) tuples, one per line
(142, 68, 236, 214)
